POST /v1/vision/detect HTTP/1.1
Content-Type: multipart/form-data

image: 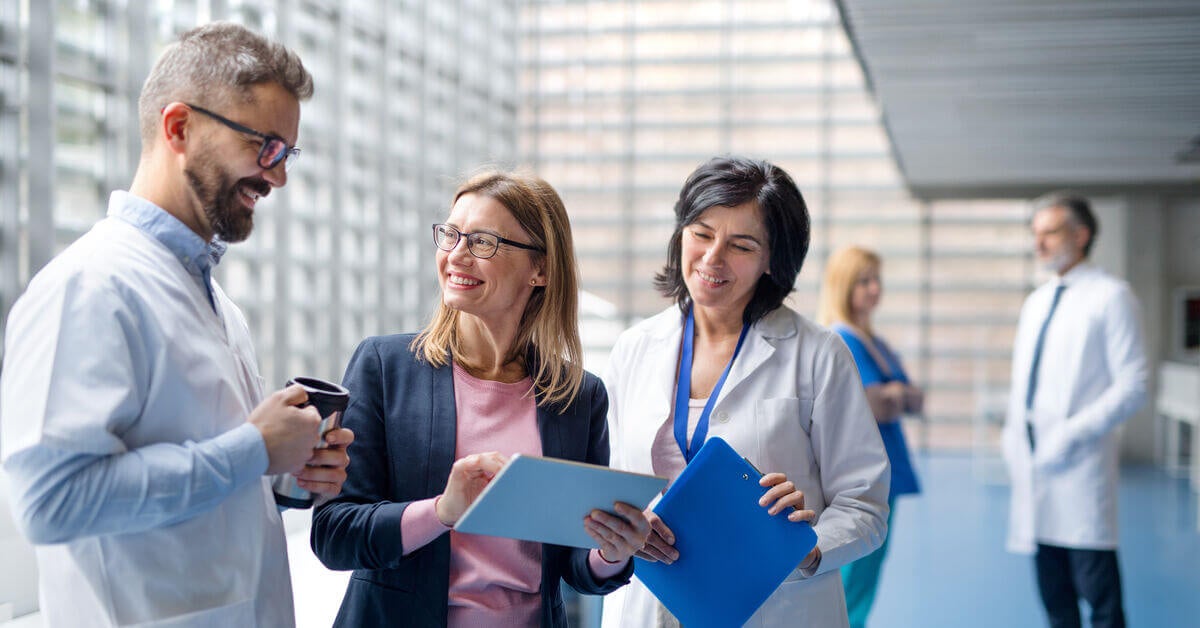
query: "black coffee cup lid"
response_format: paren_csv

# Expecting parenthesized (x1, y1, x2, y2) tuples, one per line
(287, 376, 350, 412)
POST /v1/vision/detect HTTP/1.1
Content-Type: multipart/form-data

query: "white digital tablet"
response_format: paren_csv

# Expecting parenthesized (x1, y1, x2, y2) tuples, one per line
(453, 454, 667, 549)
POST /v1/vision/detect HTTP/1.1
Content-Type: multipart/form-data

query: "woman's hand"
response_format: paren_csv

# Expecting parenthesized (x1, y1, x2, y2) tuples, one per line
(634, 510, 680, 564)
(584, 502, 652, 565)
(758, 472, 816, 524)
(864, 383, 902, 423)
(435, 452, 509, 526)
(903, 384, 925, 414)
(799, 546, 822, 572)
(881, 381, 909, 414)
(296, 427, 356, 506)
(866, 381, 923, 422)
(761, 473, 823, 572)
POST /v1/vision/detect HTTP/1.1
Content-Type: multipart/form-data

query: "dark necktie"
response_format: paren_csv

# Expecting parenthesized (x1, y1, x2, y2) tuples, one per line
(1025, 283, 1066, 450)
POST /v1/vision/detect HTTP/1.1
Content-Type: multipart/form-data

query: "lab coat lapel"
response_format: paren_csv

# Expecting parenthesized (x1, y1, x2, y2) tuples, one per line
(719, 308, 792, 403)
(646, 310, 686, 412)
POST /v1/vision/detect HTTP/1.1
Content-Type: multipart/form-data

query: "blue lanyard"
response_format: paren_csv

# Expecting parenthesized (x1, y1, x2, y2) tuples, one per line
(674, 308, 750, 462)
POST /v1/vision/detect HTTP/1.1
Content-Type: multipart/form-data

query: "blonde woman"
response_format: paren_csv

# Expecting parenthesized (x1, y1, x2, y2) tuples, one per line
(312, 171, 650, 627)
(817, 245, 923, 628)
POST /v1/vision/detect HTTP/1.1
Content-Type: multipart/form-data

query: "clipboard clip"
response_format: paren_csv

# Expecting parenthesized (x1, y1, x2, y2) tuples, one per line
(742, 456, 762, 480)
(742, 455, 801, 512)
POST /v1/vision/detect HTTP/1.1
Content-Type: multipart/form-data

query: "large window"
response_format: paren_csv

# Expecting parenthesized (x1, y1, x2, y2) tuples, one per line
(520, 0, 1034, 446)
(0, 0, 517, 385)
(0, 3, 517, 621)
(0, 1, 1040, 622)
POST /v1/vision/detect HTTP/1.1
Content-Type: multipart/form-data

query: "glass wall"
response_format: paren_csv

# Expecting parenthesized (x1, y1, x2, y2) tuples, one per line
(0, 0, 1039, 622)
(0, 0, 1039, 481)
(0, 1, 517, 621)
(0, 0, 518, 386)
(519, 0, 1034, 443)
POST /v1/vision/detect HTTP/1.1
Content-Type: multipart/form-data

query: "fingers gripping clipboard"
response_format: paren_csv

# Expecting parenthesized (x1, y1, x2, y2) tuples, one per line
(633, 437, 818, 628)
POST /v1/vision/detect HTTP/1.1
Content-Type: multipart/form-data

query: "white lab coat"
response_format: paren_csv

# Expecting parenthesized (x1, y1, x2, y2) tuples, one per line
(1001, 263, 1148, 554)
(0, 216, 293, 626)
(600, 305, 890, 628)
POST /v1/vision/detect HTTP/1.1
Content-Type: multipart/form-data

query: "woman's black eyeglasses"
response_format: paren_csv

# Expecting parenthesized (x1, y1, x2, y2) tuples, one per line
(432, 223, 543, 259)
(186, 104, 300, 171)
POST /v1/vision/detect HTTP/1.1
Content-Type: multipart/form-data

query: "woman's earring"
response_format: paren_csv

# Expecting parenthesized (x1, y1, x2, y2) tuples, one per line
(530, 279, 537, 286)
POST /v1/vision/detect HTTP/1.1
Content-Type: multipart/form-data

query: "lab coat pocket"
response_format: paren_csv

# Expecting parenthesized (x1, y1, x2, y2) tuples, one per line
(753, 573, 848, 628)
(126, 598, 255, 627)
(756, 397, 813, 433)
(755, 397, 817, 479)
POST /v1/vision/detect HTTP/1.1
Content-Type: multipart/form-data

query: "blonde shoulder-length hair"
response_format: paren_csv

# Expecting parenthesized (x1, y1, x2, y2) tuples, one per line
(411, 169, 584, 409)
(816, 245, 881, 334)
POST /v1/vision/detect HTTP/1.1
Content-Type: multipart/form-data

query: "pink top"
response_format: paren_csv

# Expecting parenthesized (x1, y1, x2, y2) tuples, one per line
(400, 363, 625, 627)
(651, 397, 708, 483)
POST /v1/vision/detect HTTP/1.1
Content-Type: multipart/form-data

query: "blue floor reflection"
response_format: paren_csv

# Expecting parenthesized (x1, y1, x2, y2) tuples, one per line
(869, 454, 1200, 628)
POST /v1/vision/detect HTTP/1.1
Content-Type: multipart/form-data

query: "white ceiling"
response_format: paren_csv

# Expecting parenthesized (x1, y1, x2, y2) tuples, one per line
(834, 0, 1200, 199)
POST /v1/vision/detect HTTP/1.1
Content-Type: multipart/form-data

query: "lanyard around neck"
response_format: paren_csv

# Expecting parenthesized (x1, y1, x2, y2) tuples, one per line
(674, 308, 751, 462)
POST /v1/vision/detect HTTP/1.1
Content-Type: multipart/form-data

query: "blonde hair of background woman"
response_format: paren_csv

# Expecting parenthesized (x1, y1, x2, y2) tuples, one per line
(816, 245, 882, 335)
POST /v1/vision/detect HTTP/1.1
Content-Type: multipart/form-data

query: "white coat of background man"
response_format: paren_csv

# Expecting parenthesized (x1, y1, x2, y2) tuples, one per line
(0, 22, 353, 627)
(1002, 193, 1147, 628)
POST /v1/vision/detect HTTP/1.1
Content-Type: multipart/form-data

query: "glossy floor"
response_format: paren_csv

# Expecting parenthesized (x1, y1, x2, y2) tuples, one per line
(6, 454, 1192, 627)
(868, 454, 1200, 628)
(283, 453, 1200, 628)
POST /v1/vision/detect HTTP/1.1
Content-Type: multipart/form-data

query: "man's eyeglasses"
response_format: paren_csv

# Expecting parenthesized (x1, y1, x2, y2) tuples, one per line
(432, 223, 543, 259)
(186, 104, 300, 171)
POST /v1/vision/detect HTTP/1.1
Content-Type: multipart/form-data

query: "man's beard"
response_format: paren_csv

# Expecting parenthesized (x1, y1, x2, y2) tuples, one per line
(1040, 249, 1074, 274)
(184, 153, 269, 243)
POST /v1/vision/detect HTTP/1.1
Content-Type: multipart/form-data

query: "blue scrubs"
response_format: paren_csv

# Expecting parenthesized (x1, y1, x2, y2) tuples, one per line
(833, 323, 921, 628)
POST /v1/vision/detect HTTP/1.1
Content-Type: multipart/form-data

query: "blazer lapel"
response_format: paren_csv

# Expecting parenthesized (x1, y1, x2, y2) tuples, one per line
(537, 402, 566, 458)
(427, 360, 458, 496)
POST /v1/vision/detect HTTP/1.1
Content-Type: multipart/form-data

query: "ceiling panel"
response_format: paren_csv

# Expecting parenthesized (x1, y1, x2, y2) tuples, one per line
(835, 0, 1200, 198)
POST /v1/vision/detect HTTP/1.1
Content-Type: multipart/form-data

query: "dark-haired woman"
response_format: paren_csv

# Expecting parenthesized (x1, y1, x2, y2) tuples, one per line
(600, 157, 891, 627)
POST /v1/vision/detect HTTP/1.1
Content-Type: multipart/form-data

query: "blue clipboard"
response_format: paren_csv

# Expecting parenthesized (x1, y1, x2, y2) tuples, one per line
(634, 437, 818, 628)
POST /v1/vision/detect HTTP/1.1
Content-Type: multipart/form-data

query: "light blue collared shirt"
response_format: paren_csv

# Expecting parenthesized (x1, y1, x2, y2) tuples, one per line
(107, 190, 227, 311)
(0, 191, 271, 547)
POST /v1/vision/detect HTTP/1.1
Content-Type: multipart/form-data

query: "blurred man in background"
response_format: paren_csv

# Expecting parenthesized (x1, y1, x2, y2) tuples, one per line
(1002, 193, 1147, 628)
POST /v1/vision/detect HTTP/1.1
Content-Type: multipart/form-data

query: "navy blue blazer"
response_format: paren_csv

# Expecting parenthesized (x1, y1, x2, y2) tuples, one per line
(311, 334, 633, 627)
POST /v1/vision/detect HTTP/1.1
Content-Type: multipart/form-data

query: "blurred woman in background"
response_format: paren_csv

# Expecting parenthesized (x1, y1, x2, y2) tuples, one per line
(818, 245, 923, 628)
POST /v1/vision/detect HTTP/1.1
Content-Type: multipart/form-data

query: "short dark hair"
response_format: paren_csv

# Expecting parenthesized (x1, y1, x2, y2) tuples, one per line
(653, 156, 811, 324)
(1032, 192, 1099, 256)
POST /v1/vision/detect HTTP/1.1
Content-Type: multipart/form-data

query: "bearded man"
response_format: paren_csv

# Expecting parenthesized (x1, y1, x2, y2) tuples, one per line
(0, 22, 353, 627)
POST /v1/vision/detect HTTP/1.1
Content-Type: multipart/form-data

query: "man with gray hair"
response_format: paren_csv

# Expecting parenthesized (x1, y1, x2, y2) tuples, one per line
(1001, 193, 1147, 628)
(0, 22, 352, 626)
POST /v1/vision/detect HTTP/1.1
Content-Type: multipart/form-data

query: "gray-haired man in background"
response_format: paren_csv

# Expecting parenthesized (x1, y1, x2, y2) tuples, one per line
(1002, 193, 1147, 628)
